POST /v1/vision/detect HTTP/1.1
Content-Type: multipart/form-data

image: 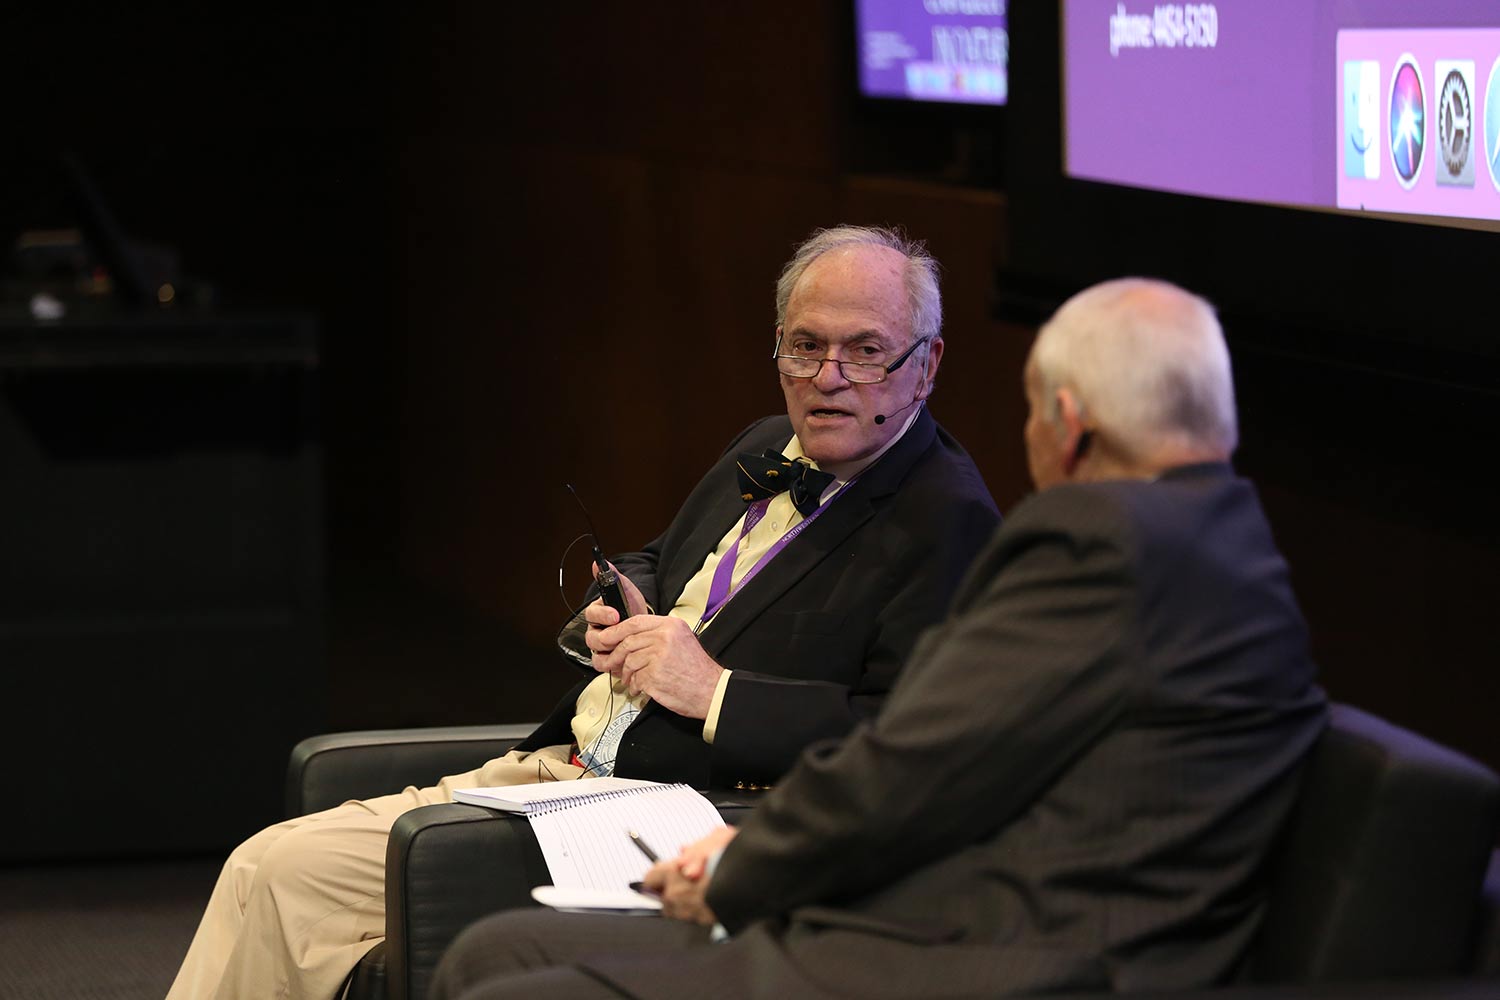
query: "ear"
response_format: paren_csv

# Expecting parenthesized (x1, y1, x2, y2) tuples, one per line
(1056, 387, 1090, 476)
(918, 337, 945, 398)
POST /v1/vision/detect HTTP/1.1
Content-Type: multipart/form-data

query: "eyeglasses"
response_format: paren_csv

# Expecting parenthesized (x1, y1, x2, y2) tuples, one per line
(773, 331, 932, 385)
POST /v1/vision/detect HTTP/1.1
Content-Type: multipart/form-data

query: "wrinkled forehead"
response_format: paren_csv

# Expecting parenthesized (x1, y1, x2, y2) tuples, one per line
(785, 244, 910, 336)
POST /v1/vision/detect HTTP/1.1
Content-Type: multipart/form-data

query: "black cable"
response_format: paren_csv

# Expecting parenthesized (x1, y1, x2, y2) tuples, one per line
(570, 676, 623, 779)
(556, 532, 596, 616)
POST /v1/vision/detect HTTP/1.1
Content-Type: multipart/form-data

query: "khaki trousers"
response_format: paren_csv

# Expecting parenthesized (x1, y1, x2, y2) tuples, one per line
(166, 745, 583, 1000)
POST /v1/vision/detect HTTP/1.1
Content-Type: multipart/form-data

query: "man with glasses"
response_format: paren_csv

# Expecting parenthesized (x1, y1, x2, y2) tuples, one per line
(169, 225, 1000, 1000)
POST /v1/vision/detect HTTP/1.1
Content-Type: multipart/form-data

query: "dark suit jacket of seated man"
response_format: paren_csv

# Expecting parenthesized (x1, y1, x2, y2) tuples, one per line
(166, 225, 999, 1000)
(427, 278, 1329, 1000)
(533, 406, 998, 789)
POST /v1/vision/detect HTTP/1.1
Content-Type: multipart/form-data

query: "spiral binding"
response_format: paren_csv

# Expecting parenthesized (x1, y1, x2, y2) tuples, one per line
(526, 782, 689, 816)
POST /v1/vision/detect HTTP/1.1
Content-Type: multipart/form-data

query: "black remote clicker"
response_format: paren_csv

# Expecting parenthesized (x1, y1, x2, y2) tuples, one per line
(591, 542, 630, 621)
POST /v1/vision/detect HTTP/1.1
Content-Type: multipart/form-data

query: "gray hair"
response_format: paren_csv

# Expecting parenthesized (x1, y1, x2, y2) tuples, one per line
(775, 225, 943, 341)
(1030, 278, 1238, 458)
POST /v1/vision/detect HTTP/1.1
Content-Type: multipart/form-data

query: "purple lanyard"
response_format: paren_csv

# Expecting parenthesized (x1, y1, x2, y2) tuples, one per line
(696, 480, 844, 634)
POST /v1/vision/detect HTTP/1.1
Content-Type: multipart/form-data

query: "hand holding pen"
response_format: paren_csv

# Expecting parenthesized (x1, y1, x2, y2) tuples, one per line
(630, 826, 739, 926)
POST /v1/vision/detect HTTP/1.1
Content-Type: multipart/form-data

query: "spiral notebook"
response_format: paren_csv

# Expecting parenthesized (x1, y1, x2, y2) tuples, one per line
(452, 777, 726, 891)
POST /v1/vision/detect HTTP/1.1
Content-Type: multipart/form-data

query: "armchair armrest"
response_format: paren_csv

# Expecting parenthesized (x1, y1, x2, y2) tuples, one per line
(378, 792, 766, 1000)
(286, 724, 537, 817)
(385, 803, 550, 1000)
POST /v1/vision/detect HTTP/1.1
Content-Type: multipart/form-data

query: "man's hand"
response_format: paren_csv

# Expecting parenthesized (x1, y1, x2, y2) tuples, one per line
(582, 563, 651, 681)
(642, 826, 740, 925)
(676, 824, 739, 880)
(587, 614, 725, 718)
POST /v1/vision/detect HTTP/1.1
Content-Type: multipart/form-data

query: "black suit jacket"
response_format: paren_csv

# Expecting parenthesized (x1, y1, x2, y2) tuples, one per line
(590, 464, 1327, 999)
(517, 408, 1000, 791)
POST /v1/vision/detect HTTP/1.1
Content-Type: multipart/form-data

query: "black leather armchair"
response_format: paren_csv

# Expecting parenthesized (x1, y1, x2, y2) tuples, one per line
(285, 724, 538, 1000)
(285, 724, 761, 1000)
(289, 703, 1500, 1000)
(1032, 703, 1500, 1000)
(1244, 704, 1499, 984)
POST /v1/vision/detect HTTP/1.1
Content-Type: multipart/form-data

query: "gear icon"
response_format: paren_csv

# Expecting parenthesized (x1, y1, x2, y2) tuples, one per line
(1439, 68, 1473, 181)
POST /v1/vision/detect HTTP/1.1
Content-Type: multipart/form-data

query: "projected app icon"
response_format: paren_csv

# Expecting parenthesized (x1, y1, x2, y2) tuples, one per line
(1435, 60, 1475, 186)
(1486, 56, 1500, 192)
(1388, 55, 1426, 189)
(1344, 60, 1381, 179)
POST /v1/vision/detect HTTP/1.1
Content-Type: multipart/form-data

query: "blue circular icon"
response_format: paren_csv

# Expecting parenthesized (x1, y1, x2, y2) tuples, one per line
(1389, 54, 1426, 188)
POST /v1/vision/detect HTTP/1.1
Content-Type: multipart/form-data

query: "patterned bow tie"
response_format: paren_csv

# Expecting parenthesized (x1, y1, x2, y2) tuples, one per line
(735, 449, 836, 517)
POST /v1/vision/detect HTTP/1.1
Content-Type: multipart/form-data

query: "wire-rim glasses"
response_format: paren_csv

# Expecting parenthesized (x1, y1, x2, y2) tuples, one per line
(773, 330, 931, 384)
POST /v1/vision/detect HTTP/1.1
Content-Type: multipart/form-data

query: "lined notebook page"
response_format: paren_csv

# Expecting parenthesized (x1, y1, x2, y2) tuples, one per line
(527, 783, 726, 890)
(451, 776, 660, 812)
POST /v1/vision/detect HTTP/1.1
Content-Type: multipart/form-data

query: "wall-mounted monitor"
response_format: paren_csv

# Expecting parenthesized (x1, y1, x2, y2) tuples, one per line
(855, 0, 1009, 106)
(1063, 1, 1500, 230)
(1002, 1, 1500, 381)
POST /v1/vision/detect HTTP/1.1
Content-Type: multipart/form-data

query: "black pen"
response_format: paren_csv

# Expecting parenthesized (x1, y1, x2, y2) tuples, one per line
(628, 830, 659, 864)
(627, 831, 661, 895)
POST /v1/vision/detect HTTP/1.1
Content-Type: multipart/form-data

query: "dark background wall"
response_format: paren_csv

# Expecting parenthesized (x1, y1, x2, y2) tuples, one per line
(3, 3, 1495, 849)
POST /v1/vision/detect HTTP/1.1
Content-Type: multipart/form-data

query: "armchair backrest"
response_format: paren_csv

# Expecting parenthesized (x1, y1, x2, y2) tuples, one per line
(286, 725, 536, 817)
(1249, 702, 1500, 982)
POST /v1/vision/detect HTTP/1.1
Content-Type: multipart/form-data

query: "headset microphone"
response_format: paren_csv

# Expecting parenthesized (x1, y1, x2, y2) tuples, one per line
(874, 395, 923, 426)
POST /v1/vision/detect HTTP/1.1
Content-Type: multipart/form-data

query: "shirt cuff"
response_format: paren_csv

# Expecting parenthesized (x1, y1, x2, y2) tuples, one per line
(701, 669, 734, 744)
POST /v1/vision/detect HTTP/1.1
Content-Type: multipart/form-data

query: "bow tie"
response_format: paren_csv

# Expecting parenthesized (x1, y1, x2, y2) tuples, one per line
(735, 449, 836, 517)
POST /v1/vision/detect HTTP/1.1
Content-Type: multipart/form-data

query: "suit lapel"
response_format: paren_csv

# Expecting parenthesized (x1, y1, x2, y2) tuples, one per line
(696, 409, 939, 657)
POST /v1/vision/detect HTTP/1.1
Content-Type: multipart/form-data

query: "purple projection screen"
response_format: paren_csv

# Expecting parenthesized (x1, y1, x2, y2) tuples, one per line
(1063, 1, 1500, 227)
(856, 0, 1008, 106)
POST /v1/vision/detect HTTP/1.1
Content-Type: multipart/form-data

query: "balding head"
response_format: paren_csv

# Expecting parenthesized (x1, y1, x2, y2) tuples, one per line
(1024, 278, 1237, 487)
(776, 225, 942, 343)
